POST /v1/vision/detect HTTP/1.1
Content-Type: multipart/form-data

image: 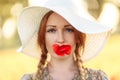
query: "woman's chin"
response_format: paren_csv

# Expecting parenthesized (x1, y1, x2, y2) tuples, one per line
(50, 53, 72, 60)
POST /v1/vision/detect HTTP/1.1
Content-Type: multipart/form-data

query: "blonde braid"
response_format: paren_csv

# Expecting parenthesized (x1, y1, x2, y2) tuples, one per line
(74, 30, 87, 80)
(75, 42, 88, 80)
(75, 55, 87, 80)
(34, 50, 48, 80)
(34, 66, 41, 80)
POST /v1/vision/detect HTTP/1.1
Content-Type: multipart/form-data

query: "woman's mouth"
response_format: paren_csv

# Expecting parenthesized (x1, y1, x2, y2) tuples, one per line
(53, 44, 72, 56)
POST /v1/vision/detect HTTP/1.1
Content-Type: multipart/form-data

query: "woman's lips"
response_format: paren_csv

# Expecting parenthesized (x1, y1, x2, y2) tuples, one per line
(53, 44, 72, 56)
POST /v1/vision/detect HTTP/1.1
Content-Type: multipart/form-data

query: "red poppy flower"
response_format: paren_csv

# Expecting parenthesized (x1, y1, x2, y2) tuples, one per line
(53, 44, 72, 56)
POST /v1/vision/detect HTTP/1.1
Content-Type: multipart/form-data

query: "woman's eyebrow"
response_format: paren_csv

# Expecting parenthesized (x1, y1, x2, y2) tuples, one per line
(46, 25, 72, 28)
(46, 25, 56, 27)
(64, 25, 73, 27)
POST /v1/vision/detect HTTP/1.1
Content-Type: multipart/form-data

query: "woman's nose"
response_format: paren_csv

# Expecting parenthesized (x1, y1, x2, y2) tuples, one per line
(57, 31, 65, 43)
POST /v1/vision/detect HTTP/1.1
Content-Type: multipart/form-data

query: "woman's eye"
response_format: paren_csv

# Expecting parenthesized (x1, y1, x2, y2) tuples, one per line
(65, 28, 74, 32)
(47, 28, 56, 33)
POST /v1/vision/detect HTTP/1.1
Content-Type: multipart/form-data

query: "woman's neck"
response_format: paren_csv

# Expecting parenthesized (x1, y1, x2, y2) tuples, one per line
(48, 56, 77, 72)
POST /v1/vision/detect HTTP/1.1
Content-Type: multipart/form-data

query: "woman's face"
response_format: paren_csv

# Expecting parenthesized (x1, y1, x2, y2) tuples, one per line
(45, 13, 76, 59)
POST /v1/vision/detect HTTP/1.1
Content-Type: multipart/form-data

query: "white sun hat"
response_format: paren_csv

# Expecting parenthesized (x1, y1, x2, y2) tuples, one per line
(17, 0, 113, 61)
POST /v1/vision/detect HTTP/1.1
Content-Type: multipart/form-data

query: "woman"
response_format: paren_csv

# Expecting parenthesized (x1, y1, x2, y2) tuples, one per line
(18, 0, 113, 80)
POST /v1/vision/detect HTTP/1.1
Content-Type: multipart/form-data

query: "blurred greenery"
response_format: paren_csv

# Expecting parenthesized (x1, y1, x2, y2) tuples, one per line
(0, 0, 28, 49)
(0, 0, 28, 26)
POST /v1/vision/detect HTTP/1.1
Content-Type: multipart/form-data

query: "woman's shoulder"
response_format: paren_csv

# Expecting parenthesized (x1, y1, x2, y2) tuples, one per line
(20, 68, 49, 80)
(20, 73, 35, 80)
(86, 68, 110, 80)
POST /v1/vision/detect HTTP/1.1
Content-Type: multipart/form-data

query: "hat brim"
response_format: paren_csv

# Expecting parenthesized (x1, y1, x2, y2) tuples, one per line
(18, 6, 111, 61)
